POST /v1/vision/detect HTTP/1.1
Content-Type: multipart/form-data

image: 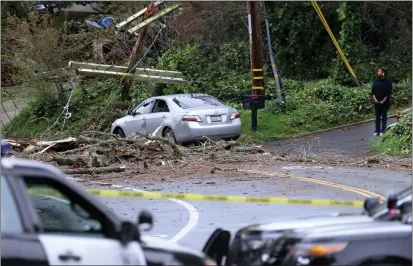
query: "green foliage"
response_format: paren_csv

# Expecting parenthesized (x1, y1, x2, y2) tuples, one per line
(372, 109, 412, 157)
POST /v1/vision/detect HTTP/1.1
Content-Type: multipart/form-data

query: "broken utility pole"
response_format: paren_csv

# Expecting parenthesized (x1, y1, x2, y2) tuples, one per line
(247, 1, 265, 131)
(122, 1, 158, 101)
(264, 19, 283, 105)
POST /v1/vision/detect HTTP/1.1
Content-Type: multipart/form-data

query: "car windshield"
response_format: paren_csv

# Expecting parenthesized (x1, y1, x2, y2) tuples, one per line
(173, 95, 226, 109)
(370, 186, 412, 215)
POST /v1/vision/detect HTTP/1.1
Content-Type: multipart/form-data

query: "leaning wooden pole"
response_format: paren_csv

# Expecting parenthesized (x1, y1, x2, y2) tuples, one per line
(122, 1, 158, 100)
(264, 19, 283, 105)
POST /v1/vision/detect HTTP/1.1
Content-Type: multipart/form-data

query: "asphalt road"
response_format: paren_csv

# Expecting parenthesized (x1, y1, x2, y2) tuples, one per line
(0, 100, 24, 125)
(87, 166, 411, 250)
(263, 118, 396, 156)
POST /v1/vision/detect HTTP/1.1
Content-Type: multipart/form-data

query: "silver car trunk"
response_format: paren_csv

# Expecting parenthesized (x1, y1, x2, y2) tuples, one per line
(185, 107, 234, 125)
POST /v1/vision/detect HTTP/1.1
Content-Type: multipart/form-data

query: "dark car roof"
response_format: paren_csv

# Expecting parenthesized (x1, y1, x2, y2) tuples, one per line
(237, 213, 371, 235)
(301, 221, 411, 240)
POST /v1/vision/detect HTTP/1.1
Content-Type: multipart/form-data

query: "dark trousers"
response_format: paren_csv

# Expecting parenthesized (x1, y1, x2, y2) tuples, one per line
(374, 104, 389, 133)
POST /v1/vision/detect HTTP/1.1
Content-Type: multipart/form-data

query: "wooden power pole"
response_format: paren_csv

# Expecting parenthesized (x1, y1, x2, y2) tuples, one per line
(247, 1, 265, 131)
(122, 1, 158, 101)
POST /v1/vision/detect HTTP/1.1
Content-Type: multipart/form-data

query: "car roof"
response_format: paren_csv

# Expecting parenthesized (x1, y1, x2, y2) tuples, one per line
(1, 157, 123, 224)
(151, 93, 212, 100)
(302, 220, 411, 240)
(237, 213, 370, 234)
(1, 157, 66, 178)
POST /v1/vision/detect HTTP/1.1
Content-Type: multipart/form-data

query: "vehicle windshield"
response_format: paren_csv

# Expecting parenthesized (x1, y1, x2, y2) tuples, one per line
(173, 94, 226, 109)
(370, 186, 412, 215)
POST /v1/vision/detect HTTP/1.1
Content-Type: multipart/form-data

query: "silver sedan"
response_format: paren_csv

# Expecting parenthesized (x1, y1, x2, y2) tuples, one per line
(111, 93, 242, 143)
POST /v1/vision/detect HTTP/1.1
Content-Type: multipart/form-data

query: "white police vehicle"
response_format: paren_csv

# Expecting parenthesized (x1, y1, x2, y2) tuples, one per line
(1, 141, 214, 266)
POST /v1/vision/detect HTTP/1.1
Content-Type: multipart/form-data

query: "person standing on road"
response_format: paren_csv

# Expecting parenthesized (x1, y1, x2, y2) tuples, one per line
(371, 67, 392, 136)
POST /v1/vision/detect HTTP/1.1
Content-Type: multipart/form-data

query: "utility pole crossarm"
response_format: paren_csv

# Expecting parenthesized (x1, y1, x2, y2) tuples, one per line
(115, 1, 163, 30)
(68, 61, 185, 78)
(127, 4, 181, 34)
(75, 69, 187, 85)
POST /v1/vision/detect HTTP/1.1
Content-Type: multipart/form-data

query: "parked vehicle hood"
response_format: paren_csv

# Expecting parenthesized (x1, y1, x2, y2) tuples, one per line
(140, 235, 206, 258)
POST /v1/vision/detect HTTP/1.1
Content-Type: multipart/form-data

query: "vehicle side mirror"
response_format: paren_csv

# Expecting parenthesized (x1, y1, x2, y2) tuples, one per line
(120, 221, 139, 245)
(387, 194, 398, 209)
(364, 197, 380, 213)
(138, 210, 153, 232)
(202, 228, 231, 266)
(127, 110, 133, 116)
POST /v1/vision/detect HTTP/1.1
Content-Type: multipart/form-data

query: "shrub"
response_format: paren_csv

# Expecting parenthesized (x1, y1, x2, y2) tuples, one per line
(372, 109, 412, 156)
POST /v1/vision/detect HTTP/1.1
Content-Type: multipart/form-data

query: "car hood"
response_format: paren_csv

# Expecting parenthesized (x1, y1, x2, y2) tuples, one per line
(140, 235, 206, 258)
(235, 212, 372, 238)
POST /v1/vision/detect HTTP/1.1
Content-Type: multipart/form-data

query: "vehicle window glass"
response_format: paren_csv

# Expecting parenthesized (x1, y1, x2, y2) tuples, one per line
(1, 175, 23, 233)
(152, 100, 170, 113)
(173, 95, 225, 109)
(134, 100, 154, 115)
(24, 179, 105, 237)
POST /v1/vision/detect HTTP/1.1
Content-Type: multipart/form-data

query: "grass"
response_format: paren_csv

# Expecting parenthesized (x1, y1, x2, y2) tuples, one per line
(371, 137, 412, 157)
(239, 106, 407, 142)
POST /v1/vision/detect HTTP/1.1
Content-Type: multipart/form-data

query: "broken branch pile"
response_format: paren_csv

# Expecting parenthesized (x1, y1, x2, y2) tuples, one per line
(5, 132, 266, 175)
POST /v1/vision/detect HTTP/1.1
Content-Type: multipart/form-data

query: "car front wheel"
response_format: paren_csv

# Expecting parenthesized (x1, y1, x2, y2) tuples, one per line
(114, 127, 126, 138)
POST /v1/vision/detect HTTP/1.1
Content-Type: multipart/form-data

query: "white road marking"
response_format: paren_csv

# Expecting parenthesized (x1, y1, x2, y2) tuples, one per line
(150, 234, 168, 238)
(63, 177, 200, 243)
(282, 165, 334, 170)
(129, 187, 199, 243)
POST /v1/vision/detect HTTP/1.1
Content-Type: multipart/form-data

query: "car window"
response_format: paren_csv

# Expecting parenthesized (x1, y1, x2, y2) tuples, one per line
(134, 100, 154, 115)
(1, 175, 24, 233)
(173, 95, 225, 109)
(152, 100, 170, 113)
(24, 179, 106, 237)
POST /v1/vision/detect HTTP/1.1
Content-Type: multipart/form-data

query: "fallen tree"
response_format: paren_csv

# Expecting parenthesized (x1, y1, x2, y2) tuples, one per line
(5, 131, 267, 176)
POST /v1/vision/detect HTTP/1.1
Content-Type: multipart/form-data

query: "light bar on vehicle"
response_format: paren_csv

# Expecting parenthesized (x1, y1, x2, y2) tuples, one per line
(1, 140, 10, 155)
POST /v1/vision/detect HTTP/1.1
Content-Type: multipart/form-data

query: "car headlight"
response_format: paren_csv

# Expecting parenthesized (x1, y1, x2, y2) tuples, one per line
(203, 258, 217, 266)
(291, 242, 348, 258)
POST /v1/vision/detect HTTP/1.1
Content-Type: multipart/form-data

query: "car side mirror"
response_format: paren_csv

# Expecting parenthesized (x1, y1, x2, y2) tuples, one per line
(138, 210, 153, 232)
(364, 197, 380, 213)
(387, 194, 398, 209)
(202, 228, 231, 266)
(120, 221, 139, 245)
(127, 110, 133, 116)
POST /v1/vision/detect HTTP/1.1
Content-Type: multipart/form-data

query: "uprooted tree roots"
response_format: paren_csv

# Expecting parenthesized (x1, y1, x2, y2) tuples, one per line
(5, 132, 267, 175)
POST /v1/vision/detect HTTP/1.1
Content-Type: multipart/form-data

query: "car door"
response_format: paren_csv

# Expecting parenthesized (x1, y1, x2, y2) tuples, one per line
(18, 175, 146, 265)
(145, 99, 171, 135)
(1, 174, 49, 266)
(124, 99, 155, 135)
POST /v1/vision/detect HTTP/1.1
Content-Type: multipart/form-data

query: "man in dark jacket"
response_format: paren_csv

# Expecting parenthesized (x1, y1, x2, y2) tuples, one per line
(371, 67, 392, 136)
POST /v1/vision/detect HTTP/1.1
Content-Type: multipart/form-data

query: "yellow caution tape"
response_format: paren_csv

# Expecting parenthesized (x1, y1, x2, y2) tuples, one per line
(28, 188, 365, 207)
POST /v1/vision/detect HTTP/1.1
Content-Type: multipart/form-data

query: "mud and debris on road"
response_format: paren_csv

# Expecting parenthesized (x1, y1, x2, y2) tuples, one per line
(5, 129, 411, 185)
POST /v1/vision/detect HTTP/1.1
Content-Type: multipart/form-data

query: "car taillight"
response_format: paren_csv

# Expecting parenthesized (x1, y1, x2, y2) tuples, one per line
(231, 113, 240, 120)
(182, 115, 202, 122)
